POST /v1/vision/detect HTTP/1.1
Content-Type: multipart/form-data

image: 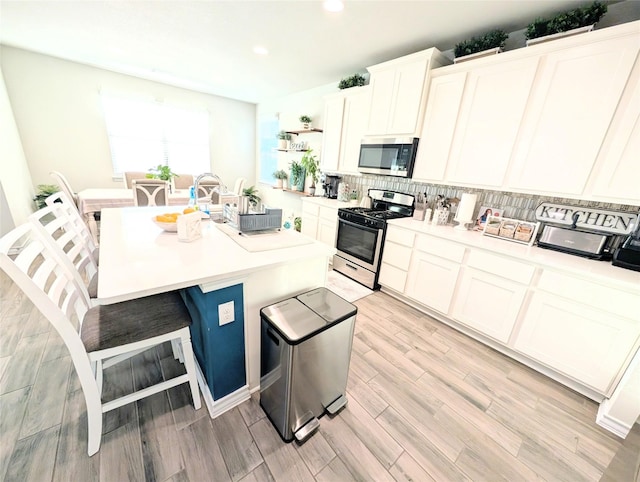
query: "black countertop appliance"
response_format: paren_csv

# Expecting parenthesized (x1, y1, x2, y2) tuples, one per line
(322, 174, 341, 199)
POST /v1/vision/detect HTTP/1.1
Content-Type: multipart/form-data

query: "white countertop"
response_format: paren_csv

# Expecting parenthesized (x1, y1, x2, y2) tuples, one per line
(302, 196, 356, 209)
(98, 206, 335, 303)
(388, 218, 640, 292)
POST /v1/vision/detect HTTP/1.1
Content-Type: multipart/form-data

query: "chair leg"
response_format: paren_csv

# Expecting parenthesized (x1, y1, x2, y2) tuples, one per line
(180, 333, 201, 410)
(86, 400, 103, 456)
(171, 339, 184, 362)
(94, 359, 104, 397)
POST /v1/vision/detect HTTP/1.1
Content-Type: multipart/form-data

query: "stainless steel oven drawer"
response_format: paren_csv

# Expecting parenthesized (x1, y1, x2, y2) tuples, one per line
(333, 255, 376, 289)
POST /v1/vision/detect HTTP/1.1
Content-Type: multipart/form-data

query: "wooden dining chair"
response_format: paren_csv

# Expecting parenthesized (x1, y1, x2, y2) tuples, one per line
(173, 173, 194, 190)
(124, 171, 148, 189)
(50, 170, 79, 209)
(29, 204, 100, 305)
(132, 179, 169, 206)
(0, 223, 201, 456)
(45, 191, 100, 263)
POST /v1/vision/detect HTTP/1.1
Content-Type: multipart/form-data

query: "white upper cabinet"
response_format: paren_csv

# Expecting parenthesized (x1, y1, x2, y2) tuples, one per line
(320, 95, 345, 172)
(338, 87, 370, 174)
(587, 60, 640, 206)
(412, 72, 466, 182)
(366, 48, 450, 137)
(507, 34, 639, 196)
(446, 56, 539, 187)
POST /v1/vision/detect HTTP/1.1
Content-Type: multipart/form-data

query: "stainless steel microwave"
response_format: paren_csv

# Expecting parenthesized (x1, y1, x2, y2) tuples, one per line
(358, 137, 419, 178)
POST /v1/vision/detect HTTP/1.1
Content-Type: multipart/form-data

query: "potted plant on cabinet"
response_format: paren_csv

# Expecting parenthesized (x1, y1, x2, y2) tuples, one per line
(242, 186, 261, 207)
(289, 160, 305, 191)
(454, 29, 508, 63)
(272, 169, 288, 189)
(300, 149, 320, 196)
(525, 1, 607, 46)
(338, 73, 366, 90)
(277, 130, 291, 150)
(299, 115, 312, 130)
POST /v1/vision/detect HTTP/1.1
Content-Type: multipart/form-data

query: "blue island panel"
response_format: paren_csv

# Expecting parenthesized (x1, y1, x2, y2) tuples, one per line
(181, 284, 245, 400)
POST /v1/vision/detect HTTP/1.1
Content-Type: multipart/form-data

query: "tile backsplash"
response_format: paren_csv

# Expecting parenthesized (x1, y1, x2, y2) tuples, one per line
(338, 174, 639, 222)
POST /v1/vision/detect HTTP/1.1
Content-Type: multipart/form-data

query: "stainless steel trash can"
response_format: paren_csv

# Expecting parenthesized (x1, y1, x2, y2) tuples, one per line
(259, 287, 357, 442)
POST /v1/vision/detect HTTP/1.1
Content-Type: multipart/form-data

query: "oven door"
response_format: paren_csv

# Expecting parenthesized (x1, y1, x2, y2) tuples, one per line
(335, 218, 383, 272)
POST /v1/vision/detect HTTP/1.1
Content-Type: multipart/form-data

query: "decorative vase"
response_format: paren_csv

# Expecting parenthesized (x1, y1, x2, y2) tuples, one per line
(301, 122, 311, 130)
(275, 179, 283, 189)
(454, 46, 503, 64)
(308, 186, 316, 196)
(526, 24, 594, 47)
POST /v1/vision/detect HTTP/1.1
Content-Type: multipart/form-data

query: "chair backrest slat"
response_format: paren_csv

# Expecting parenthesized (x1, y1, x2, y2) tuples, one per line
(46, 191, 99, 260)
(132, 179, 169, 207)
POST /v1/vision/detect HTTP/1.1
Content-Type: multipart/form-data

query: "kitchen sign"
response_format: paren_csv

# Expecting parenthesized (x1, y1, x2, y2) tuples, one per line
(535, 203, 639, 235)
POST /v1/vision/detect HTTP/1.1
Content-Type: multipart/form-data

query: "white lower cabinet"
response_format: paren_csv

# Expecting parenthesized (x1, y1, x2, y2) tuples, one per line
(379, 226, 415, 293)
(405, 251, 460, 314)
(452, 267, 528, 343)
(514, 291, 639, 394)
(301, 201, 337, 249)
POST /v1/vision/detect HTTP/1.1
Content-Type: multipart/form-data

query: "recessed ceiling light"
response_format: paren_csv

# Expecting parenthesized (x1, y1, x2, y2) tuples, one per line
(253, 46, 269, 55)
(323, 0, 344, 12)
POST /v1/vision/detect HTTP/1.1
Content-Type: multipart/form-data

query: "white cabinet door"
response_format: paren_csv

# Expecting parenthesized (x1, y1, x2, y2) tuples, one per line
(301, 213, 318, 239)
(508, 36, 639, 195)
(413, 72, 466, 182)
(590, 62, 640, 205)
(366, 68, 396, 136)
(317, 218, 337, 247)
(379, 262, 408, 293)
(446, 57, 539, 187)
(405, 250, 460, 314)
(452, 267, 527, 343)
(514, 292, 640, 394)
(388, 59, 429, 135)
(320, 95, 345, 172)
(338, 87, 370, 174)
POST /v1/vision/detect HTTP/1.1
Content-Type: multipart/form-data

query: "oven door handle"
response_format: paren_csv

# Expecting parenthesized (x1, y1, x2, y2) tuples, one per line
(338, 217, 382, 234)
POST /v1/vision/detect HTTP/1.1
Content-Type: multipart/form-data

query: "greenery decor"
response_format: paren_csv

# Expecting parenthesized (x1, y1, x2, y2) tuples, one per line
(454, 29, 509, 58)
(338, 73, 366, 90)
(299, 115, 312, 124)
(273, 169, 288, 180)
(300, 148, 320, 188)
(277, 130, 291, 140)
(242, 186, 261, 207)
(34, 184, 60, 209)
(525, 1, 607, 40)
(146, 164, 178, 181)
(289, 160, 305, 191)
(294, 216, 302, 232)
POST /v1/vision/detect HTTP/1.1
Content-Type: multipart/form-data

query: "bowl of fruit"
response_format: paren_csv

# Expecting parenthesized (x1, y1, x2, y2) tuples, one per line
(152, 208, 199, 232)
(152, 212, 180, 232)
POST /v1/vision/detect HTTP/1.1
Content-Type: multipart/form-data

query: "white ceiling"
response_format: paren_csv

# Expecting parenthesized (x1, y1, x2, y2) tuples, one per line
(0, 1, 611, 103)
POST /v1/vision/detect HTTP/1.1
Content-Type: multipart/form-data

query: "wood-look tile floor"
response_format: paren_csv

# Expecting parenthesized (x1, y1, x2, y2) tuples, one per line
(1, 269, 639, 482)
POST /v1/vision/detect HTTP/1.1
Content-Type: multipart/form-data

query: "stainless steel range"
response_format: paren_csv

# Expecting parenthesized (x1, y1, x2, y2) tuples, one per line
(334, 189, 414, 289)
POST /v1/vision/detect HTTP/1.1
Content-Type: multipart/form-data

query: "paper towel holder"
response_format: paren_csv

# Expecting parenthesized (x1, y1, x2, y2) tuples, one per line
(453, 193, 478, 230)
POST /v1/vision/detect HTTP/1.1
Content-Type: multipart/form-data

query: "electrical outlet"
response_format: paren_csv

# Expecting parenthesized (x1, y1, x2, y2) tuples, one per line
(218, 301, 235, 326)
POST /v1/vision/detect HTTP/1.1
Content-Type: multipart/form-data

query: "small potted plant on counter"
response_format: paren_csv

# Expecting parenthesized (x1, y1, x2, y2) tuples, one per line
(299, 115, 312, 130)
(242, 186, 261, 208)
(300, 149, 320, 195)
(272, 169, 288, 189)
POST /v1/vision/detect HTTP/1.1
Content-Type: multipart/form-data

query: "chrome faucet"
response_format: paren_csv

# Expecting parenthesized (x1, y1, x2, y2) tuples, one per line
(194, 173, 227, 202)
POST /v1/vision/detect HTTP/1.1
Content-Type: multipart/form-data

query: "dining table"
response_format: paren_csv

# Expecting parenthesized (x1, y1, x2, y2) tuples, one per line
(77, 188, 191, 243)
(97, 205, 335, 417)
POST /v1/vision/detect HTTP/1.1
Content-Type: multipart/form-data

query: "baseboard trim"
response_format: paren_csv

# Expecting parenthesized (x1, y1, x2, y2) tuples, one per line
(597, 402, 633, 439)
(194, 359, 251, 419)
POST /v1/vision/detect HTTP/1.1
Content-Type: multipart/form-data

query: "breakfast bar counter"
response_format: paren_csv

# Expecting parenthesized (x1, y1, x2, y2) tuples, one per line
(98, 206, 335, 416)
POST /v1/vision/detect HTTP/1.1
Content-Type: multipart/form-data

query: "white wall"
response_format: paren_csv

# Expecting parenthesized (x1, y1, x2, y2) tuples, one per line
(0, 67, 34, 231)
(1, 46, 256, 195)
(257, 82, 338, 221)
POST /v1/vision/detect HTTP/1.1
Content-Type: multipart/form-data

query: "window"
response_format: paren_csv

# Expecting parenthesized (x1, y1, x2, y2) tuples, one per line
(258, 114, 279, 184)
(101, 94, 210, 176)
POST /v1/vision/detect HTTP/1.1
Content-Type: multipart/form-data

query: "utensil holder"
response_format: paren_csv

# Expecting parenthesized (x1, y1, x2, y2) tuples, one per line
(434, 209, 450, 225)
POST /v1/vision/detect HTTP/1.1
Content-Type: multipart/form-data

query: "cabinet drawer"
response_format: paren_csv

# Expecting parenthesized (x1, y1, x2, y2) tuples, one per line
(379, 262, 408, 293)
(319, 206, 338, 222)
(302, 201, 320, 217)
(381, 242, 412, 271)
(467, 251, 535, 285)
(537, 270, 639, 320)
(386, 226, 415, 247)
(414, 234, 465, 263)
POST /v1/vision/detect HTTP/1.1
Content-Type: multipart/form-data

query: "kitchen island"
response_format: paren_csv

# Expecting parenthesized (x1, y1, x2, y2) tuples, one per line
(98, 206, 335, 417)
